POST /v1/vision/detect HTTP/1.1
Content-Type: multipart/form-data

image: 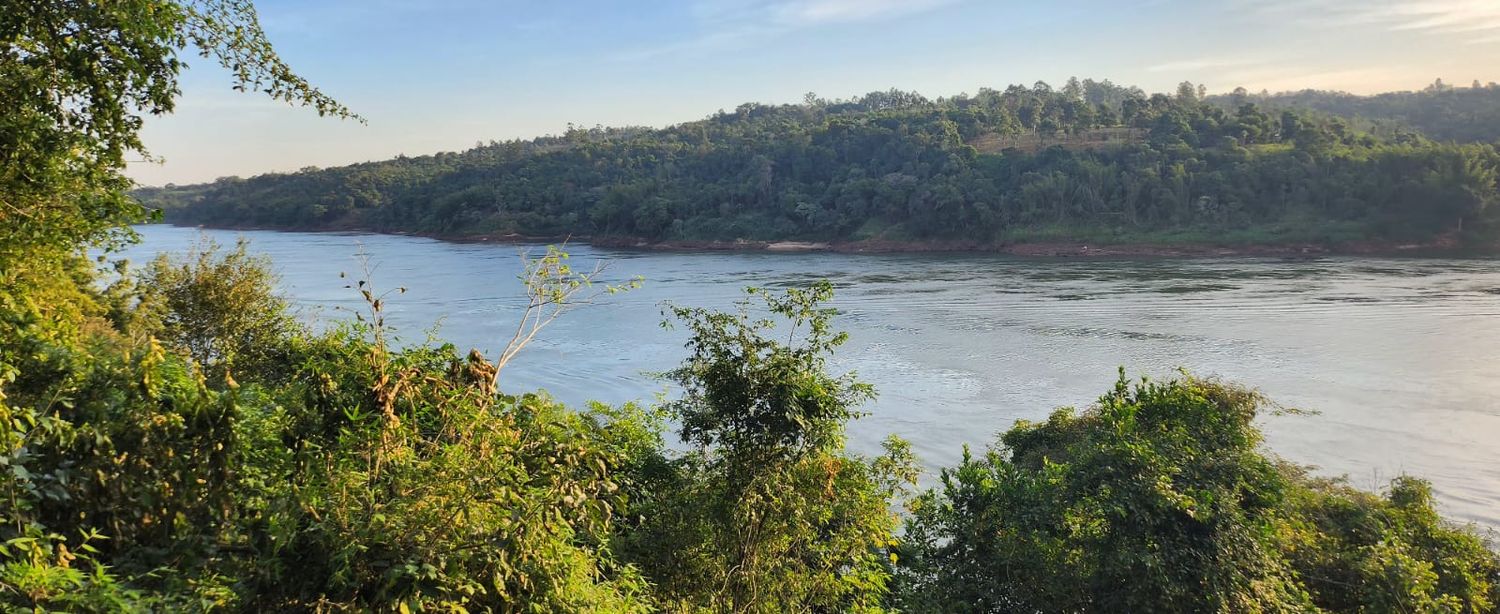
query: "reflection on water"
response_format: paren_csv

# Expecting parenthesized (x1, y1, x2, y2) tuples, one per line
(122, 225, 1500, 531)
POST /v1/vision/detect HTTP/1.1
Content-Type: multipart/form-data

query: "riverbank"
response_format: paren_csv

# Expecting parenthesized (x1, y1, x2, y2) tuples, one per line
(152, 222, 1483, 258)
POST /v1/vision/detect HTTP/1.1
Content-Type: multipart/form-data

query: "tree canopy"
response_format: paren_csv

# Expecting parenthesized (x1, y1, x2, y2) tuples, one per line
(1214, 80, 1500, 144)
(145, 79, 1500, 250)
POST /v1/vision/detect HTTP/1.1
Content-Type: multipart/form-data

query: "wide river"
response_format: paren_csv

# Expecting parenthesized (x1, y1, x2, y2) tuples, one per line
(126, 225, 1500, 531)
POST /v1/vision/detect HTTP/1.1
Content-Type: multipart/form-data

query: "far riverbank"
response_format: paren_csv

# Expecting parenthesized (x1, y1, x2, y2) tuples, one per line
(150, 221, 1485, 259)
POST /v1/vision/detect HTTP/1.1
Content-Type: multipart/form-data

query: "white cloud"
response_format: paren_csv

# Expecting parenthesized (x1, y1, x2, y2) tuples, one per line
(691, 0, 959, 26)
(615, 0, 963, 61)
(610, 24, 776, 62)
(1217, 64, 1413, 94)
(1146, 57, 1267, 73)
(768, 0, 961, 26)
(1235, 0, 1500, 42)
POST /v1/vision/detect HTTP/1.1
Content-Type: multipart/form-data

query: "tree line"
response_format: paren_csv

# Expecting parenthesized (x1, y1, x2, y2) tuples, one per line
(144, 78, 1500, 249)
(1213, 79, 1500, 144)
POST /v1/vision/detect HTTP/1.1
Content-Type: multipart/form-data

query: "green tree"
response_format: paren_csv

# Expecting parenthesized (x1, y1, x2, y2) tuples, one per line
(1, 0, 354, 267)
(246, 322, 657, 611)
(140, 77, 1500, 252)
(135, 236, 301, 385)
(1, 1, 353, 608)
(625, 282, 918, 613)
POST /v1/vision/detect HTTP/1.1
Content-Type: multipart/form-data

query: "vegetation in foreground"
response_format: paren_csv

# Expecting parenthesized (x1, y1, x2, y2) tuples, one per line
(5, 240, 1498, 611)
(3, 1, 1498, 611)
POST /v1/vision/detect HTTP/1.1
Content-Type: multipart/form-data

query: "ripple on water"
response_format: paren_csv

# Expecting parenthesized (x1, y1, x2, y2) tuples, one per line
(118, 225, 1500, 532)
(1153, 283, 1240, 294)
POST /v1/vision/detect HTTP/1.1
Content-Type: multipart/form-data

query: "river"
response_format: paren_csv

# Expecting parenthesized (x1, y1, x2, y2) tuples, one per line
(122, 224, 1500, 531)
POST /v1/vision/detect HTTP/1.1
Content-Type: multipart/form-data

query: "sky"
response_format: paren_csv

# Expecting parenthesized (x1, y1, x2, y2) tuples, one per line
(127, 0, 1500, 186)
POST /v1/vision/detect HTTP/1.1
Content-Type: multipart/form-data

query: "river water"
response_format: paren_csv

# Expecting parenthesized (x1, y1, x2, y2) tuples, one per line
(123, 225, 1500, 531)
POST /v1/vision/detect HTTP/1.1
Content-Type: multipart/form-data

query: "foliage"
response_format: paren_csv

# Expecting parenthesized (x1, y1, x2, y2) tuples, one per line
(133, 236, 301, 385)
(1, 0, 354, 268)
(0, 529, 146, 612)
(0, 284, 244, 609)
(1217, 80, 1500, 144)
(0, 0, 351, 608)
(896, 372, 1500, 613)
(148, 80, 1500, 249)
(238, 319, 656, 611)
(1281, 474, 1500, 613)
(2, 240, 665, 611)
(622, 282, 919, 613)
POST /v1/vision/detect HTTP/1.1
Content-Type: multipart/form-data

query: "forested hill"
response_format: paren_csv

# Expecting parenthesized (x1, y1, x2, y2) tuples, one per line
(1211, 79, 1500, 144)
(143, 79, 1500, 250)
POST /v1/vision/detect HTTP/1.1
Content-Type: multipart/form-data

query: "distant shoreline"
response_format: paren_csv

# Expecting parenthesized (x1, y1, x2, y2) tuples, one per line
(151, 221, 1486, 259)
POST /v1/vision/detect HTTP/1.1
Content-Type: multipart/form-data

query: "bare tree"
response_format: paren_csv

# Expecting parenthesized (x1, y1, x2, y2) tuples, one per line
(488, 245, 642, 391)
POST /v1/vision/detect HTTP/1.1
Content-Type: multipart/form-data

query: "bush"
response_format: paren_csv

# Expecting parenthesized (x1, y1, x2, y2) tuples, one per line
(897, 372, 1500, 613)
(240, 326, 657, 611)
(622, 282, 919, 612)
(135, 236, 302, 386)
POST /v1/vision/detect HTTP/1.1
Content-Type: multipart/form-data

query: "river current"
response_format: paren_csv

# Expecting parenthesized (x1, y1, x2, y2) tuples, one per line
(124, 225, 1500, 531)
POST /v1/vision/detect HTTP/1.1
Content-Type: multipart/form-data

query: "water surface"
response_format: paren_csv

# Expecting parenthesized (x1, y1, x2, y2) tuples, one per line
(124, 225, 1500, 531)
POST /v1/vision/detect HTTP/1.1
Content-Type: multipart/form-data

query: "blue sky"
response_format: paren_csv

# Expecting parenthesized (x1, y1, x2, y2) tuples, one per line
(128, 0, 1500, 186)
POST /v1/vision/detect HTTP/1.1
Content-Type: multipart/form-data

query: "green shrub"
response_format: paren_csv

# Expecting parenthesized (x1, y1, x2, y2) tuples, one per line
(623, 282, 919, 613)
(135, 236, 303, 387)
(897, 373, 1500, 613)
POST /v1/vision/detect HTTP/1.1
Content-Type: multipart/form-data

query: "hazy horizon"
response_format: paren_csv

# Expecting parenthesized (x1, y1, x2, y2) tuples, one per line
(127, 0, 1500, 187)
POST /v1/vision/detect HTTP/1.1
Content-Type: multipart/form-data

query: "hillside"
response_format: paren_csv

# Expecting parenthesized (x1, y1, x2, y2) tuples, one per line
(1212, 79, 1500, 144)
(142, 79, 1500, 251)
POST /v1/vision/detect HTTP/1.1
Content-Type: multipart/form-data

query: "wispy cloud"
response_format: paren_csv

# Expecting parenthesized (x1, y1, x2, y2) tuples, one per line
(1141, 52, 1411, 94)
(766, 0, 962, 26)
(1146, 57, 1268, 74)
(1235, 0, 1500, 43)
(614, 0, 963, 61)
(1217, 65, 1408, 93)
(611, 24, 777, 62)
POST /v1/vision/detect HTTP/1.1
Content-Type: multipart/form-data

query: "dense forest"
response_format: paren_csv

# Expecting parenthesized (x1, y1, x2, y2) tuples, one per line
(143, 78, 1500, 250)
(1216, 79, 1500, 144)
(6, 2, 1500, 611)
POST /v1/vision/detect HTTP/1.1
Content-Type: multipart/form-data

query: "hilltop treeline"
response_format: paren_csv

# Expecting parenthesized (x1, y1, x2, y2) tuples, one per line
(148, 78, 1500, 248)
(1215, 79, 1500, 144)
